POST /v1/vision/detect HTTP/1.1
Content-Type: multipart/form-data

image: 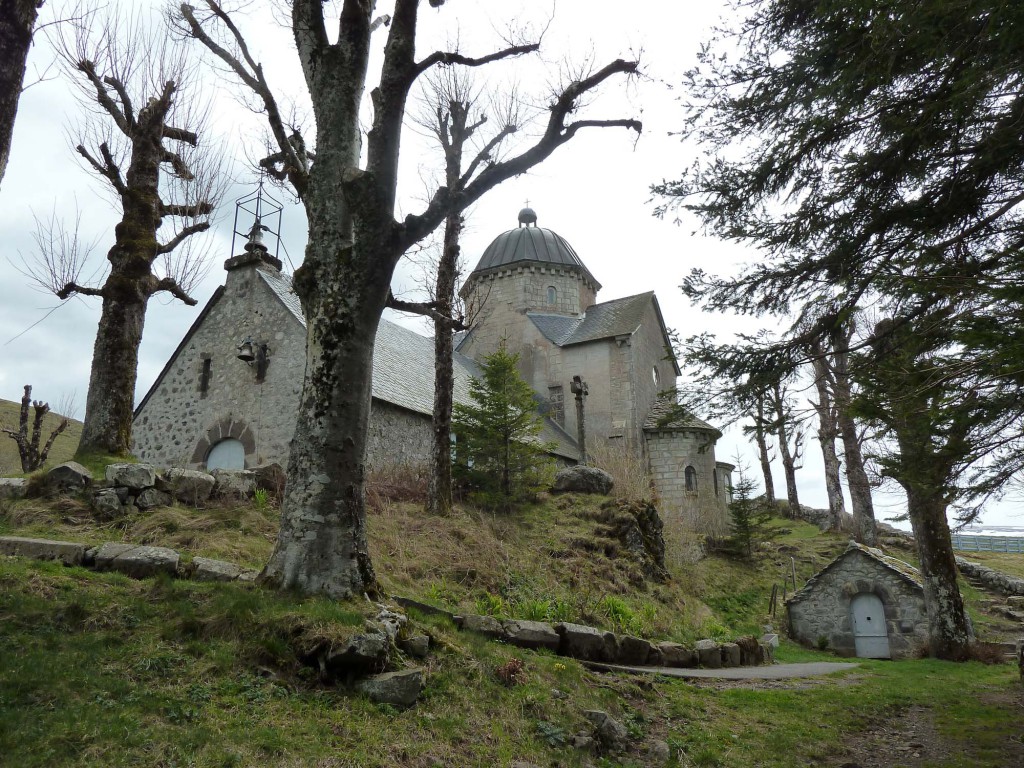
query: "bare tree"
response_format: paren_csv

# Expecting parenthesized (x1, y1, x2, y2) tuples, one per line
(180, 0, 641, 598)
(0, 0, 43, 187)
(1, 384, 69, 472)
(767, 378, 804, 516)
(808, 337, 847, 532)
(33, 8, 221, 457)
(745, 387, 776, 506)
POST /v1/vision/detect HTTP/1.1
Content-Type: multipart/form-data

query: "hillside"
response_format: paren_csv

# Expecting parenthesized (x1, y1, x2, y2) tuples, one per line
(0, 397, 82, 475)
(1, 484, 1021, 767)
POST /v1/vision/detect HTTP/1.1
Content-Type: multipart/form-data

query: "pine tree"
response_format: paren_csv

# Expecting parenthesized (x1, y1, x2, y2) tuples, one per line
(452, 344, 552, 508)
(727, 466, 774, 559)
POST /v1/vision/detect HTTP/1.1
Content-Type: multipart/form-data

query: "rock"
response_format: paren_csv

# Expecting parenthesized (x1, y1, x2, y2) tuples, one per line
(1001, 608, 1024, 622)
(510, 763, 542, 768)
(720, 642, 742, 668)
(502, 619, 560, 651)
(647, 739, 671, 766)
(695, 639, 721, 668)
(90, 489, 124, 521)
(555, 622, 618, 662)
(552, 466, 614, 495)
(374, 607, 408, 641)
(325, 632, 390, 674)
(583, 710, 629, 752)
(211, 469, 256, 499)
(657, 641, 697, 668)
(237, 569, 258, 582)
(399, 635, 430, 658)
(190, 557, 246, 582)
(93, 542, 180, 578)
(458, 614, 506, 639)
(355, 668, 423, 708)
(0, 477, 27, 499)
(569, 734, 598, 754)
(105, 463, 157, 491)
(761, 632, 780, 648)
(736, 636, 765, 666)
(252, 463, 287, 498)
(135, 487, 173, 511)
(616, 634, 657, 666)
(592, 499, 668, 582)
(0, 535, 88, 566)
(47, 461, 92, 492)
(1007, 596, 1024, 606)
(160, 468, 215, 505)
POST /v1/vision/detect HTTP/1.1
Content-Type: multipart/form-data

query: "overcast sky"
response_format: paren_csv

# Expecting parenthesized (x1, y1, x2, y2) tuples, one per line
(1, 0, 1021, 530)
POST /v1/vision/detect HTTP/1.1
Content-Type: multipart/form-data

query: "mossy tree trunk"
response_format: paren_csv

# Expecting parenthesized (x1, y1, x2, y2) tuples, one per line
(0, 0, 40, 187)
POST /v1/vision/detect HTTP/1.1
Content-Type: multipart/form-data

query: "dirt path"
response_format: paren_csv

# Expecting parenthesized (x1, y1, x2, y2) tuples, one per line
(586, 660, 860, 680)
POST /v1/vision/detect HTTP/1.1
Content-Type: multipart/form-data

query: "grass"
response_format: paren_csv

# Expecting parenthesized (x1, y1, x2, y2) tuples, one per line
(1, 485, 1022, 766)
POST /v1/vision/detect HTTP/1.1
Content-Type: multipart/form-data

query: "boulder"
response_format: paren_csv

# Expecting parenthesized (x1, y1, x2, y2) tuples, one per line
(736, 636, 765, 666)
(190, 557, 246, 582)
(0, 535, 88, 566)
(355, 668, 424, 708)
(552, 466, 614, 495)
(325, 632, 390, 675)
(569, 734, 598, 754)
(458, 614, 506, 639)
(105, 463, 157, 491)
(399, 635, 430, 659)
(374, 607, 408, 641)
(657, 641, 696, 668)
(135, 488, 173, 511)
(93, 542, 179, 578)
(47, 461, 92, 492)
(583, 710, 629, 752)
(0, 478, 26, 499)
(90, 489, 124, 521)
(647, 739, 672, 766)
(616, 634, 657, 666)
(211, 469, 256, 499)
(590, 499, 668, 582)
(720, 642, 742, 668)
(160, 468, 215, 505)
(502, 619, 561, 652)
(695, 639, 721, 668)
(555, 622, 618, 662)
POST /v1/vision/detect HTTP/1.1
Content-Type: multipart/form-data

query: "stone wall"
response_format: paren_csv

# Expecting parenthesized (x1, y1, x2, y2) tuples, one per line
(645, 429, 727, 535)
(133, 261, 306, 469)
(366, 401, 433, 470)
(787, 550, 929, 658)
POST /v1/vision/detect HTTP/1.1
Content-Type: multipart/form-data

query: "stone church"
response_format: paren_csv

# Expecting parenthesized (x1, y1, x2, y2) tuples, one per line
(133, 207, 732, 527)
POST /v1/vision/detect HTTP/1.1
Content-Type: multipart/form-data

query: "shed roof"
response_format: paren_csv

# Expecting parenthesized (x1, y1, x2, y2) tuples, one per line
(787, 541, 924, 607)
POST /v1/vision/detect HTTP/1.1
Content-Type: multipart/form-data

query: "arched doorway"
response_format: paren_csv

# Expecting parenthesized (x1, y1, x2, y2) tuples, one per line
(850, 592, 890, 658)
(206, 438, 245, 471)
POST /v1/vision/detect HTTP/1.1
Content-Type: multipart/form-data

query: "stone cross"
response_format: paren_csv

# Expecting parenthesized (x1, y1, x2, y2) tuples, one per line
(570, 375, 589, 465)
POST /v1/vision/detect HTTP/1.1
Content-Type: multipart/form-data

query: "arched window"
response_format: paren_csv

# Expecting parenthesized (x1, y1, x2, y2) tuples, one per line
(547, 285, 557, 304)
(652, 366, 660, 386)
(713, 469, 719, 497)
(685, 465, 698, 492)
(206, 438, 245, 470)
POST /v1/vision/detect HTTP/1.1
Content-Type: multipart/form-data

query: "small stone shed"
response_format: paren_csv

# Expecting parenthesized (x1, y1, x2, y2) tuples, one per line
(787, 542, 928, 659)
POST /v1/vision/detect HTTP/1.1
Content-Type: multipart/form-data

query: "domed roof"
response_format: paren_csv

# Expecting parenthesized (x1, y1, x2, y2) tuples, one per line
(467, 209, 600, 288)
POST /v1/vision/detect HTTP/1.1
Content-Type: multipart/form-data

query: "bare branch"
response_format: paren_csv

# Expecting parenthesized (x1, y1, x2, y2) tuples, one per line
(386, 292, 469, 331)
(102, 74, 135, 128)
(57, 281, 106, 300)
(161, 201, 214, 217)
(77, 59, 129, 133)
(158, 221, 209, 254)
(163, 125, 199, 145)
(153, 276, 198, 305)
(414, 43, 540, 77)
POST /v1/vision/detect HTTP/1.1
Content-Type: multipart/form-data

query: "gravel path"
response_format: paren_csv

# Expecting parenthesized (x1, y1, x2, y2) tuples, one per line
(585, 661, 860, 680)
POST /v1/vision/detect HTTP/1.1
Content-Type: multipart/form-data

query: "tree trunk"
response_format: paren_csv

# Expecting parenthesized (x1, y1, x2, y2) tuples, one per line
(753, 394, 775, 505)
(77, 294, 148, 455)
(831, 330, 877, 544)
(903, 485, 972, 660)
(426, 212, 461, 516)
(0, 0, 39, 187)
(811, 355, 846, 531)
(771, 383, 800, 515)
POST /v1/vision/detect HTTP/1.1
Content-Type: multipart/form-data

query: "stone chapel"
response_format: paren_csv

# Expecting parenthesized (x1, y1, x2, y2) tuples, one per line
(133, 207, 732, 528)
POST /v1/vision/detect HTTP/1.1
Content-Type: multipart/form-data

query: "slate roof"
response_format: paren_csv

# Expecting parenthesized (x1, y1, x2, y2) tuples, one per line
(257, 270, 578, 460)
(564, 292, 655, 345)
(787, 542, 924, 607)
(468, 223, 601, 289)
(643, 392, 722, 435)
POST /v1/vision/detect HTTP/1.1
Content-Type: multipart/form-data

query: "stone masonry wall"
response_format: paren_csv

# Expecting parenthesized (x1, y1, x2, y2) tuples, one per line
(645, 429, 726, 535)
(366, 401, 433, 470)
(787, 551, 929, 658)
(133, 262, 306, 469)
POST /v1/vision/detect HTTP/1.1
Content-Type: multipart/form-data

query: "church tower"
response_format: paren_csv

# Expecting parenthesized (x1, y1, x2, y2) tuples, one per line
(458, 207, 601, 360)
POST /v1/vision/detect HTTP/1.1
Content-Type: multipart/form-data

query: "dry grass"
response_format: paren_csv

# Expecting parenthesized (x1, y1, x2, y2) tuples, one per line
(588, 441, 654, 502)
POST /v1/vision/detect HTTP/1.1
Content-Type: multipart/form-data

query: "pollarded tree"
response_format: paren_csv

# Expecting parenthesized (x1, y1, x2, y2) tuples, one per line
(0, 384, 69, 473)
(180, 0, 640, 598)
(453, 343, 551, 508)
(33, 8, 220, 457)
(0, 0, 42, 187)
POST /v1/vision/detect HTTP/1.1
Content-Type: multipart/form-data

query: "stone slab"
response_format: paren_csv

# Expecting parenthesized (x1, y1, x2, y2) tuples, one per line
(584, 661, 861, 680)
(93, 542, 180, 578)
(0, 535, 88, 566)
(502, 619, 560, 651)
(0, 478, 27, 499)
(356, 668, 424, 708)
(190, 557, 246, 582)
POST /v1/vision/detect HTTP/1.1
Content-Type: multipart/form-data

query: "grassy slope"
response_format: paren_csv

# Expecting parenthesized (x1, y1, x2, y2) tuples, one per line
(0, 398, 82, 475)
(0, 494, 1021, 767)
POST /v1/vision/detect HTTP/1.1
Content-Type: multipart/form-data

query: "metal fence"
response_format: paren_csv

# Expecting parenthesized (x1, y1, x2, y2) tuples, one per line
(951, 534, 1024, 554)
